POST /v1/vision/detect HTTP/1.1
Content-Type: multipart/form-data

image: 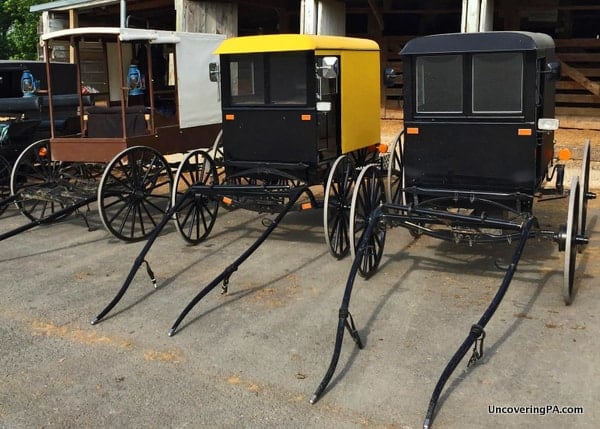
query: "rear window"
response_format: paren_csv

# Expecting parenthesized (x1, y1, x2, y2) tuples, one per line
(226, 52, 308, 106)
(472, 52, 523, 113)
(416, 55, 463, 114)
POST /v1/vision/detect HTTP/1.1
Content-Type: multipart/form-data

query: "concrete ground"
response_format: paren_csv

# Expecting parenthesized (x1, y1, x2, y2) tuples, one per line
(0, 184, 598, 428)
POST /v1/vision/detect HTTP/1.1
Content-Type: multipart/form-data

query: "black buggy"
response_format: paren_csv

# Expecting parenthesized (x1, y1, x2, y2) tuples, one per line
(91, 34, 385, 329)
(311, 31, 595, 428)
(0, 60, 80, 215)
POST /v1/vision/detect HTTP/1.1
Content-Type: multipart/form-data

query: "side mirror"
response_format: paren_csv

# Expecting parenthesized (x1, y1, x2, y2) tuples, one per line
(317, 56, 338, 79)
(383, 67, 397, 88)
(209, 62, 220, 82)
(544, 61, 561, 81)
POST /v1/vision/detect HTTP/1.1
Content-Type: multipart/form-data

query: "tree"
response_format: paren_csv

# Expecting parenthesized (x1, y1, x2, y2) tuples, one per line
(1, 0, 51, 59)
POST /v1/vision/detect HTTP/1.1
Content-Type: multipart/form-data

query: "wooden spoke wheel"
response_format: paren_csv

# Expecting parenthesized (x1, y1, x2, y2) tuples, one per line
(172, 149, 219, 244)
(10, 139, 74, 222)
(386, 131, 405, 205)
(578, 139, 592, 249)
(0, 155, 10, 215)
(324, 154, 355, 259)
(562, 176, 580, 305)
(350, 164, 387, 278)
(98, 146, 172, 242)
(208, 129, 225, 183)
(349, 146, 378, 167)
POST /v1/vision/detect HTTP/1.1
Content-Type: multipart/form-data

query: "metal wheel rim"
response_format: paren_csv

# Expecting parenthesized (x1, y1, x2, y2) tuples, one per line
(208, 129, 225, 182)
(386, 131, 405, 205)
(0, 155, 10, 215)
(578, 139, 590, 243)
(563, 176, 580, 305)
(10, 139, 71, 222)
(350, 164, 386, 278)
(98, 146, 172, 242)
(172, 149, 219, 244)
(324, 154, 354, 259)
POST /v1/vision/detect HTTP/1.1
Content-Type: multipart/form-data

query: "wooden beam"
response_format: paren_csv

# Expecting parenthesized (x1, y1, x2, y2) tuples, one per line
(555, 39, 600, 48)
(558, 53, 600, 62)
(556, 93, 600, 103)
(560, 61, 600, 97)
(556, 106, 600, 117)
(367, 0, 385, 31)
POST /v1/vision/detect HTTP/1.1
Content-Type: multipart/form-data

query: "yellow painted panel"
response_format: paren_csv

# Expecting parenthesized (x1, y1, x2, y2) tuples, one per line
(336, 50, 381, 154)
(215, 34, 379, 54)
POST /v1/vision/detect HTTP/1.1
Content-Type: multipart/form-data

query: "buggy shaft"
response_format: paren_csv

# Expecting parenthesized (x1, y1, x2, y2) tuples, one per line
(0, 196, 96, 242)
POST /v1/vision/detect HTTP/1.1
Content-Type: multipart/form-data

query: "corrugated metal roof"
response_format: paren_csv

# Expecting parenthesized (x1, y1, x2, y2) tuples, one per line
(30, 0, 120, 13)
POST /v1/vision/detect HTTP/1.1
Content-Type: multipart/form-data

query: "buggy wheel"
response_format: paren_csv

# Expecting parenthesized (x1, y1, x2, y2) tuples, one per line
(98, 146, 172, 242)
(172, 149, 219, 244)
(386, 131, 405, 205)
(350, 164, 386, 278)
(0, 155, 10, 215)
(563, 176, 580, 305)
(578, 139, 592, 249)
(10, 139, 72, 222)
(324, 155, 355, 259)
(208, 129, 225, 182)
(349, 146, 378, 167)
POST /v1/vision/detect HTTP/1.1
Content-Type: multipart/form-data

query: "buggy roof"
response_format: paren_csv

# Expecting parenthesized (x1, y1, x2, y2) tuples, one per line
(401, 31, 554, 57)
(214, 34, 379, 55)
(41, 27, 187, 44)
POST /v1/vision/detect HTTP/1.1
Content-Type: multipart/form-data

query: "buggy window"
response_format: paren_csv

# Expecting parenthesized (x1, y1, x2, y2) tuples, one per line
(227, 52, 308, 106)
(228, 54, 265, 105)
(270, 52, 307, 105)
(416, 55, 462, 114)
(472, 52, 523, 113)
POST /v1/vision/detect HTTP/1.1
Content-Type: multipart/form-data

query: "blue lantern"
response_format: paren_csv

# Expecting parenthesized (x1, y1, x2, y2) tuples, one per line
(127, 64, 145, 96)
(21, 70, 38, 97)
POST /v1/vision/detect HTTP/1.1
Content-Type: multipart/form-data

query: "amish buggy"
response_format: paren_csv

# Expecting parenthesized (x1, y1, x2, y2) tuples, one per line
(310, 31, 595, 428)
(0, 60, 80, 215)
(0, 28, 225, 240)
(91, 34, 386, 330)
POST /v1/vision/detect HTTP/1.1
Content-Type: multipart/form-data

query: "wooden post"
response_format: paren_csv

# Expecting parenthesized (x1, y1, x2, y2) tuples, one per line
(69, 9, 78, 63)
(462, 0, 494, 32)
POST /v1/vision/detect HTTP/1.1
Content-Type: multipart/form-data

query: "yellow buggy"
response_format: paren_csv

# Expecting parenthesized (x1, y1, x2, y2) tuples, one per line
(94, 34, 387, 331)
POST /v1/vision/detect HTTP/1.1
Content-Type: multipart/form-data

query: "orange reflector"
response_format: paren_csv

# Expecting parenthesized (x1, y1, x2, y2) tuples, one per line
(378, 143, 389, 154)
(406, 127, 419, 135)
(225, 114, 235, 120)
(558, 148, 572, 161)
(301, 114, 311, 121)
(38, 147, 48, 157)
(518, 128, 532, 136)
(222, 196, 233, 205)
(301, 202, 312, 210)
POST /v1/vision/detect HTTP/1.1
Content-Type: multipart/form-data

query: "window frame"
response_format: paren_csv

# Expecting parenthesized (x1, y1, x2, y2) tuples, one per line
(222, 51, 313, 108)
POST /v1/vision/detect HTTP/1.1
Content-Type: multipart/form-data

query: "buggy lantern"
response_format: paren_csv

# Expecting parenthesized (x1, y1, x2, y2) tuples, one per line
(127, 64, 144, 95)
(20, 70, 38, 97)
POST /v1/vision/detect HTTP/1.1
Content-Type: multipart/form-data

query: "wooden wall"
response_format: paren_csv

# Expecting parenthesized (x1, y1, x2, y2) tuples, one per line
(555, 38, 600, 118)
(175, 0, 238, 37)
